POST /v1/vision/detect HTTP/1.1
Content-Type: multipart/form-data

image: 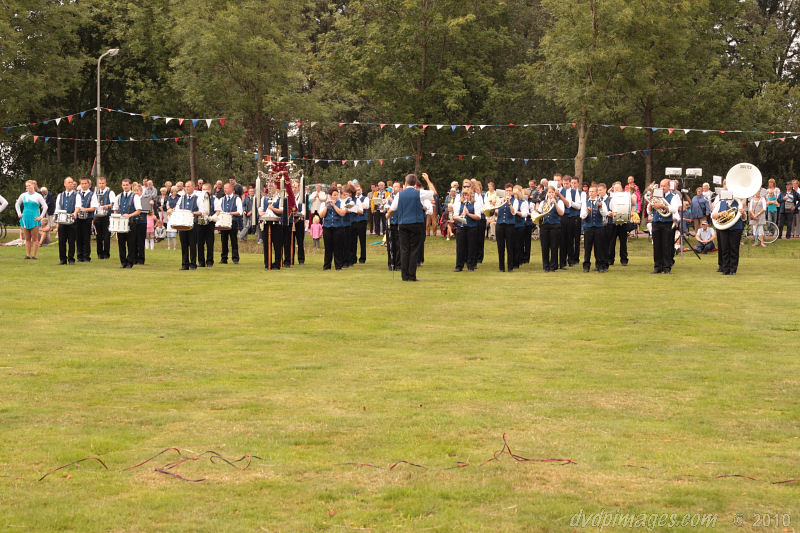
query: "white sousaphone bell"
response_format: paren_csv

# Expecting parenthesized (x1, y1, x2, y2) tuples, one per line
(713, 162, 763, 230)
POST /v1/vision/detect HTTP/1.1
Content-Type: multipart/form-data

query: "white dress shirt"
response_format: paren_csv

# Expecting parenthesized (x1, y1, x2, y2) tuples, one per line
(580, 196, 610, 219)
(647, 190, 681, 221)
(113, 191, 143, 212)
(95, 188, 117, 212)
(76, 188, 99, 213)
(215, 194, 243, 215)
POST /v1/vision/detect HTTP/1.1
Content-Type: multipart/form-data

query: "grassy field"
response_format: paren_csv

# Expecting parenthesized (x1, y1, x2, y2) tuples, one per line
(1, 231, 799, 532)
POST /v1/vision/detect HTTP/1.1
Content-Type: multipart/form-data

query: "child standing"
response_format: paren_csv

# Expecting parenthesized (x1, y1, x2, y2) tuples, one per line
(311, 215, 322, 248)
(145, 213, 156, 250)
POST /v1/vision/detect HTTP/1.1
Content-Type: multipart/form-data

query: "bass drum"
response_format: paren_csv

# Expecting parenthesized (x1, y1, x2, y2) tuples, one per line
(610, 192, 632, 225)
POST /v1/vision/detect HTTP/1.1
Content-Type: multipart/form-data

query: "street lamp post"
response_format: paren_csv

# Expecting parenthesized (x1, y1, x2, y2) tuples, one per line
(95, 48, 119, 177)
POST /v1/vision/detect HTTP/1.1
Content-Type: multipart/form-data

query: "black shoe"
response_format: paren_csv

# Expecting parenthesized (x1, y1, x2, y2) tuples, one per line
(651, 269, 661, 274)
(220, 259, 228, 264)
(190, 265, 197, 270)
(467, 267, 475, 272)
(323, 266, 331, 270)
(409, 278, 419, 282)
(180, 266, 189, 270)
(583, 266, 590, 273)
(358, 260, 365, 264)
(499, 267, 505, 272)
(68, 260, 75, 265)
(335, 267, 342, 270)
(77, 258, 86, 263)
(663, 269, 671, 274)
(717, 267, 723, 272)
(207, 261, 214, 267)
(58, 260, 67, 265)
(299, 261, 305, 265)
(233, 260, 239, 264)
(454, 267, 463, 272)
(199, 263, 206, 267)
(120, 265, 127, 269)
(559, 266, 567, 270)
(621, 261, 628, 266)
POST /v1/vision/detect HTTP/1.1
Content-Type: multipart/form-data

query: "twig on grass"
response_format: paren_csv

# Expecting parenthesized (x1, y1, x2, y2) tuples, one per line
(480, 433, 577, 466)
(38, 457, 109, 481)
(154, 467, 205, 482)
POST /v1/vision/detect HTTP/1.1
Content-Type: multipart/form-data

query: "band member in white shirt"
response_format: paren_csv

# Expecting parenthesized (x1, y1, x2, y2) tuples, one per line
(113, 178, 142, 269)
(647, 178, 681, 274)
(216, 182, 243, 264)
(560, 176, 583, 268)
(580, 185, 609, 272)
(197, 183, 216, 267)
(509, 185, 529, 270)
(93, 177, 116, 259)
(55, 176, 78, 265)
(75, 176, 98, 262)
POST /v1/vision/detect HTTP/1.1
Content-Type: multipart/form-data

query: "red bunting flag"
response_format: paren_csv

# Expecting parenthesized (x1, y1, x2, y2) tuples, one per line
(620, 125, 627, 130)
(667, 128, 674, 134)
(571, 122, 577, 127)
(780, 137, 786, 142)
(33, 136, 39, 143)
(67, 115, 74, 123)
(459, 155, 463, 160)
(380, 124, 386, 129)
(219, 118, 226, 127)
(379, 159, 384, 166)
(509, 123, 516, 126)
(465, 125, 472, 131)
(297, 121, 303, 126)
(178, 118, 185, 126)
(741, 142, 747, 146)
(338, 122, 345, 127)
(104, 108, 111, 112)
(422, 124, 428, 131)
(718, 130, 726, 134)
(342, 160, 347, 165)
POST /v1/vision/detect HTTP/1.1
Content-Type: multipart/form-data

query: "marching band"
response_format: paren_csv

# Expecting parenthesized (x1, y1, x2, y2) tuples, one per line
(7, 160, 791, 277)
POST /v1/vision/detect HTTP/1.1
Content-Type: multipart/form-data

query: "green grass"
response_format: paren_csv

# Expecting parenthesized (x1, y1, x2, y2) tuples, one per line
(1, 233, 799, 531)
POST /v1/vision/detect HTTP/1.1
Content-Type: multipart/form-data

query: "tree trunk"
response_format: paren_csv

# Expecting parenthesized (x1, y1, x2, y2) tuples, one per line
(73, 139, 78, 172)
(189, 122, 197, 183)
(644, 104, 654, 188)
(574, 120, 589, 180)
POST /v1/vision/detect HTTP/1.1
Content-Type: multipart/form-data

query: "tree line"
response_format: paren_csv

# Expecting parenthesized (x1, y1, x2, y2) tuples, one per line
(2, 0, 800, 203)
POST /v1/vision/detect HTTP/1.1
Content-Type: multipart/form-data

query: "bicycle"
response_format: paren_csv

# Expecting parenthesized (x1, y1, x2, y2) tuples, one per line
(742, 220, 779, 245)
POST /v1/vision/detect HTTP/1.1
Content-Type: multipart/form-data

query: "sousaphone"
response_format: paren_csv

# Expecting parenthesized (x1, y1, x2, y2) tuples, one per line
(713, 163, 762, 230)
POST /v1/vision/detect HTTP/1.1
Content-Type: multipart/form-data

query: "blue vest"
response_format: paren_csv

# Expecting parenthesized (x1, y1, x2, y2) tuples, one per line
(496, 202, 514, 225)
(62, 191, 76, 213)
(563, 188, 579, 217)
(388, 195, 399, 225)
(167, 195, 179, 209)
(718, 199, 743, 230)
(341, 198, 352, 227)
(512, 199, 525, 227)
(79, 190, 94, 219)
(584, 197, 604, 228)
(459, 202, 476, 228)
(97, 189, 110, 208)
(542, 201, 561, 225)
(397, 188, 425, 225)
(119, 192, 136, 215)
(323, 200, 342, 228)
(222, 195, 242, 224)
(652, 192, 674, 223)
(181, 194, 198, 221)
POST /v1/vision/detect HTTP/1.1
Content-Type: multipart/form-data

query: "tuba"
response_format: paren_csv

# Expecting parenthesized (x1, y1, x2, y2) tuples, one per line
(713, 163, 762, 230)
(645, 183, 671, 218)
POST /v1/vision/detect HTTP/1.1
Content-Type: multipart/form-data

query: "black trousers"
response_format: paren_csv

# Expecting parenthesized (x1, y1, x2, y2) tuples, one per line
(387, 224, 400, 270)
(294, 218, 306, 264)
(353, 220, 367, 263)
(179, 227, 197, 268)
(583, 226, 606, 270)
(322, 226, 344, 269)
(779, 211, 794, 238)
(719, 228, 742, 273)
(495, 223, 515, 270)
(135, 222, 146, 264)
(652, 221, 674, 272)
(539, 223, 560, 271)
(455, 226, 477, 270)
(197, 223, 215, 266)
(522, 224, 533, 263)
(261, 223, 282, 268)
(477, 218, 486, 262)
(416, 224, 426, 264)
(58, 223, 77, 262)
(374, 212, 386, 235)
(274, 224, 287, 268)
(344, 224, 355, 266)
(94, 216, 110, 258)
(399, 222, 424, 280)
(76, 218, 93, 261)
(559, 215, 570, 267)
(608, 223, 628, 264)
(220, 220, 239, 262)
(118, 229, 136, 267)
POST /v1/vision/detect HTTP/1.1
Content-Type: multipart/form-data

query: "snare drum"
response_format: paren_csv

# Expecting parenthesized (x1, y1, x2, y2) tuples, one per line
(53, 210, 75, 225)
(95, 206, 108, 217)
(109, 214, 130, 233)
(215, 212, 233, 230)
(170, 209, 195, 231)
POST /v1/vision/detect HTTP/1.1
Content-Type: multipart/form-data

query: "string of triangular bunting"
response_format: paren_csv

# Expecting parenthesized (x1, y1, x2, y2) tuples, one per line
(247, 135, 796, 166)
(24, 135, 190, 144)
(2, 108, 226, 132)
